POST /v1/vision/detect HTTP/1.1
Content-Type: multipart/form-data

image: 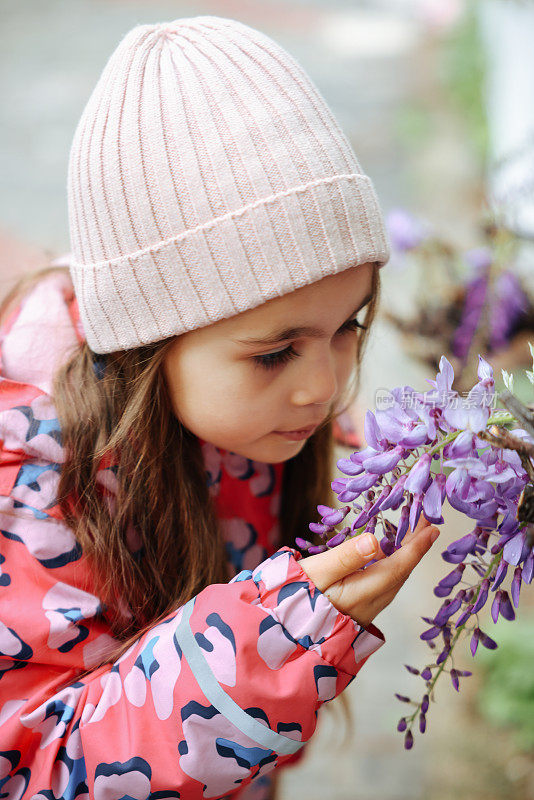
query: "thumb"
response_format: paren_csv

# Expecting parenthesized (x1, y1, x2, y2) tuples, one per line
(300, 534, 379, 593)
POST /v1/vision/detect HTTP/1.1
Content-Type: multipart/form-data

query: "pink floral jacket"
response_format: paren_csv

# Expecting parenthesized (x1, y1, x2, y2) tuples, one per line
(0, 273, 384, 798)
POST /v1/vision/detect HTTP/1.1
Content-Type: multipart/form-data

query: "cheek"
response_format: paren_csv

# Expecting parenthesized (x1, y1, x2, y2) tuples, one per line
(165, 352, 269, 433)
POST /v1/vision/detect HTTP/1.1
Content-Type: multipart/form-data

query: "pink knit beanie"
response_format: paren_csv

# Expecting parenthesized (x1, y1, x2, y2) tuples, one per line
(67, 16, 389, 354)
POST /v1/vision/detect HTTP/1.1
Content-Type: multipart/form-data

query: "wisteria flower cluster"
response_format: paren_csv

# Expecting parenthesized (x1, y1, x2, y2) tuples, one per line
(384, 208, 534, 389)
(297, 353, 534, 749)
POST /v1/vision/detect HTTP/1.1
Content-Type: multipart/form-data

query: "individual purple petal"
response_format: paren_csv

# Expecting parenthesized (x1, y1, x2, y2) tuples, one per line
(479, 630, 498, 649)
(307, 544, 328, 554)
(395, 505, 411, 547)
(374, 411, 406, 444)
(395, 694, 411, 703)
(471, 579, 489, 614)
(434, 584, 454, 598)
(491, 591, 501, 623)
(351, 502, 373, 530)
(491, 559, 508, 591)
(420, 625, 442, 641)
(443, 391, 491, 432)
(380, 537, 396, 556)
(405, 664, 420, 675)
(419, 713, 427, 733)
(423, 473, 447, 523)
(434, 590, 465, 626)
(346, 472, 379, 494)
(364, 518, 377, 536)
(404, 730, 414, 750)
(350, 446, 377, 465)
(337, 489, 359, 502)
(367, 485, 391, 516)
(446, 468, 471, 501)
(295, 537, 312, 550)
(380, 475, 407, 511)
(326, 531, 348, 548)
(434, 564, 465, 597)
(503, 531, 527, 566)
(455, 604, 473, 628)
(336, 457, 364, 476)
(399, 425, 431, 448)
(443, 532, 478, 562)
(397, 717, 407, 732)
(448, 431, 475, 458)
(477, 354, 494, 382)
(499, 590, 515, 621)
(450, 669, 460, 692)
(364, 410, 385, 451)
(436, 646, 450, 665)
(317, 504, 335, 517)
(363, 446, 404, 474)
(309, 522, 330, 535)
(466, 478, 495, 503)
(522, 551, 534, 584)
(321, 506, 350, 526)
(441, 550, 468, 565)
(405, 453, 432, 495)
(331, 479, 347, 493)
(436, 355, 455, 395)
(470, 629, 480, 656)
(409, 493, 424, 532)
(511, 567, 522, 608)
(421, 669, 432, 683)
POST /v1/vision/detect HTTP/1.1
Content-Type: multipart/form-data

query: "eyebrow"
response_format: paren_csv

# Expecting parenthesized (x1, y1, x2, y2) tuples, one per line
(234, 291, 374, 347)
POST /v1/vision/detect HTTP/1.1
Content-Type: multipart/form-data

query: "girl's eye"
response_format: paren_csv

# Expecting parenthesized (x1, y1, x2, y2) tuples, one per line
(252, 345, 298, 371)
(339, 316, 367, 335)
(252, 317, 367, 371)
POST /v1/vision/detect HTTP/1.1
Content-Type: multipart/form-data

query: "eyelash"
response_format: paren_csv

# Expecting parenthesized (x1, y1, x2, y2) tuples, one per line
(252, 318, 368, 371)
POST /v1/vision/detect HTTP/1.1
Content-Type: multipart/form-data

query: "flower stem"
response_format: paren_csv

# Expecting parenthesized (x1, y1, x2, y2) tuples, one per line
(404, 551, 503, 728)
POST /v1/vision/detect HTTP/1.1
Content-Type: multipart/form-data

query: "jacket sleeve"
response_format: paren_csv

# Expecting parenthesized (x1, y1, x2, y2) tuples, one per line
(64, 547, 383, 797)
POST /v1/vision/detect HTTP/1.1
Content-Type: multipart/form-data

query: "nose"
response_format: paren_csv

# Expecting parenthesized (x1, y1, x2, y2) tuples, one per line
(290, 348, 338, 408)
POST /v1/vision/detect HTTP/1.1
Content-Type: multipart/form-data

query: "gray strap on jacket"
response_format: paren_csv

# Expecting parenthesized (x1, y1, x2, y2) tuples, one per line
(175, 598, 305, 756)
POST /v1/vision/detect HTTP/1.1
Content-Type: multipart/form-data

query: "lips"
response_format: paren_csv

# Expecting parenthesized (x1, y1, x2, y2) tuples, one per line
(273, 423, 320, 441)
(283, 426, 315, 434)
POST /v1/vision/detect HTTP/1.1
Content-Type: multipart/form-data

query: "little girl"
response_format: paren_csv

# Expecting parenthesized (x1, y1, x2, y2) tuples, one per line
(0, 16, 439, 799)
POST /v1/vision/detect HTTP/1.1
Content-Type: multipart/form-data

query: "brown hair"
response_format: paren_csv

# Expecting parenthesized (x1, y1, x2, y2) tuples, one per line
(0, 264, 380, 664)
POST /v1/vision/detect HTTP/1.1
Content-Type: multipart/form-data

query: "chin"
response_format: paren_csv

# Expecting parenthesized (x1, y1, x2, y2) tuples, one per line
(250, 438, 306, 465)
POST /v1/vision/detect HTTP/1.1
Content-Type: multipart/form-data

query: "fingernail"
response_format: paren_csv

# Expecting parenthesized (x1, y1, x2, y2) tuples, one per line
(430, 529, 440, 544)
(356, 534, 376, 556)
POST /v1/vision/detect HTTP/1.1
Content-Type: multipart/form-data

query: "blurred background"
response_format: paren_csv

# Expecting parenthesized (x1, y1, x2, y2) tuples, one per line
(1, 0, 534, 797)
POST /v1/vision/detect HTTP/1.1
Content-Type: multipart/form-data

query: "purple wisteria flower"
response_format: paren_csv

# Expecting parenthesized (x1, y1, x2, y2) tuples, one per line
(298, 350, 534, 749)
(452, 249, 530, 361)
(489, 271, 529, 352)
(386, 208, 429, 252)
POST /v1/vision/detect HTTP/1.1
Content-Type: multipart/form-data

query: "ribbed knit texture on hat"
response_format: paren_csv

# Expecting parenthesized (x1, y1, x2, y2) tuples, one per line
(67, 16, 390, 354)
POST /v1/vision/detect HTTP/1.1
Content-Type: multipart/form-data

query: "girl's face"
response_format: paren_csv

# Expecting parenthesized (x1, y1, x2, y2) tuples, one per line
(163, 263, 375, 463)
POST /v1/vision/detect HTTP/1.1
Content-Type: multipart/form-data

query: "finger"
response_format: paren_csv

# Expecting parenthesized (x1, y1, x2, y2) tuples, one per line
(327, 523, 440, 612)
(300, 533, 380, 593)
(362, 523, 439, 589)
(398, 513, 439, 547)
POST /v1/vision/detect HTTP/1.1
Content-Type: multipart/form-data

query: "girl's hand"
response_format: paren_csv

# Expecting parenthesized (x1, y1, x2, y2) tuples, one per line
(299, 515, 440, 628)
